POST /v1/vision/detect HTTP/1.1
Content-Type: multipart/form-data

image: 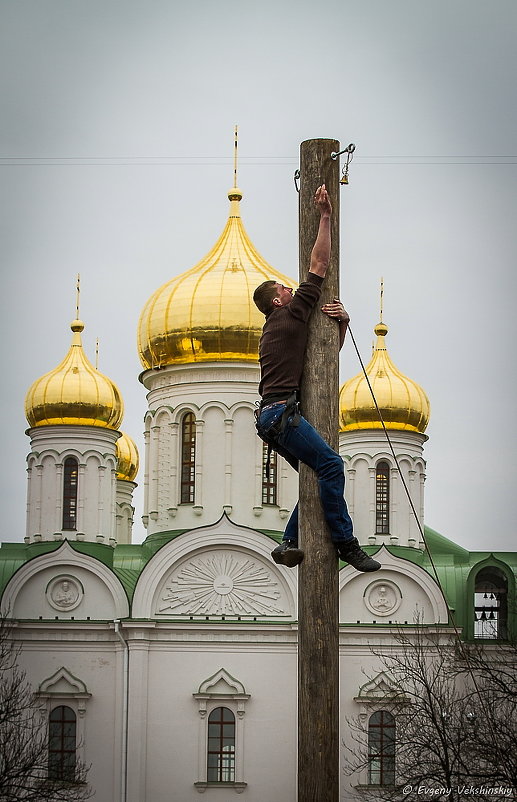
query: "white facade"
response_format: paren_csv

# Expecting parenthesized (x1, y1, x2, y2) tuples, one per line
(25, 424, 121, 545)
(140, 362, 298, 536)
(340, 429, 428, 549)
(116, 478, 137, 545)
(3, 519, 451, 802)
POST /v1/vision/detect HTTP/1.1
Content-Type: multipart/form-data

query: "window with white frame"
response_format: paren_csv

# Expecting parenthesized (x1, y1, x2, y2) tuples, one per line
(353, 671, 403, 789)
(375, 461, 390, 535)
(193, 668, 249, 793)
(62, 456, 78, 530)
(180, 412, 196, 504)
(262, 442, 277, 505)
(36, 666, 90, 780)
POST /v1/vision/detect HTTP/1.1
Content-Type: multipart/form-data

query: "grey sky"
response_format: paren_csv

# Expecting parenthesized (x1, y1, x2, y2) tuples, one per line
(1, 0, 516, 550)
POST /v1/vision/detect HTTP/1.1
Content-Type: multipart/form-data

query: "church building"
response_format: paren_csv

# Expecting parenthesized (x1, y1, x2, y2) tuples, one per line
(1, 179, 514, 801)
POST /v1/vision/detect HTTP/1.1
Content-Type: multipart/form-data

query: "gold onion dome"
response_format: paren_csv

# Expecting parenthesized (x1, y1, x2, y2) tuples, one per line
(116, 431, 139, 482)
(339, 320, 430, 433)
(137, 187, 296, 369)
(25, 320, 124, 429)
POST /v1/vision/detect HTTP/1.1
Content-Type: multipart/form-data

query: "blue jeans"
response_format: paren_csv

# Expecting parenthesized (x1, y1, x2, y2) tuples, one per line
(257, 403, 354, 546)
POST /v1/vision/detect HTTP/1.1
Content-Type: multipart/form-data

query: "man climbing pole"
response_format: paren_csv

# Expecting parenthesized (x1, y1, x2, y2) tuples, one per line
(253, 184, 381, 572)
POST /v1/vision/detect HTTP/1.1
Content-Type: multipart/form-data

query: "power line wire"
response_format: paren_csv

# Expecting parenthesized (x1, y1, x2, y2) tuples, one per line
(1, 155, 516, 166)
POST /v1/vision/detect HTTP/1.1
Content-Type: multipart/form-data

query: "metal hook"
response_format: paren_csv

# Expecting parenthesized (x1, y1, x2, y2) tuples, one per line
(294, 169, 300, 193)
(330, 143, 356, 160)
(334, 144, 356, 185)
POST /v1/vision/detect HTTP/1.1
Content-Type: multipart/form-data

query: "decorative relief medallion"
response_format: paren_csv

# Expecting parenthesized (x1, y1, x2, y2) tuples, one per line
(364, 580, 402, 617)
(46, 575, 84, 611)
(156, 551, 288, 617)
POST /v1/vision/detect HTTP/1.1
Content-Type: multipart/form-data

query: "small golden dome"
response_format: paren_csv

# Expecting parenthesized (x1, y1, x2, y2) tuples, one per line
(116, 431, 139, 481)
(340, 319, 430, 433)
(25, 320, 124, 429)
(137, 188, 296, 369)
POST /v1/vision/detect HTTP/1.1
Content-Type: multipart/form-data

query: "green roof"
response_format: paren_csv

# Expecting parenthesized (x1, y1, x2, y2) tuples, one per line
(422, 526, 471, 559)
(1, 525, 515, 638)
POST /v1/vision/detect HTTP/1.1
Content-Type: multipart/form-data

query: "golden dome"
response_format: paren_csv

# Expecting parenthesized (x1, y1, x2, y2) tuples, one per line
(25, 320, 124, 429)
(116, 431, 139, 481)
(137, 188, 296, 369)
(340, 320, 430, 433)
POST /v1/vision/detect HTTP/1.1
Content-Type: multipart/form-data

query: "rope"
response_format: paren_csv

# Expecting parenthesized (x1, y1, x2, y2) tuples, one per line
(347, 322, 463, 612)
(346, 325, 432, 562)
(346, 323, 506, 753)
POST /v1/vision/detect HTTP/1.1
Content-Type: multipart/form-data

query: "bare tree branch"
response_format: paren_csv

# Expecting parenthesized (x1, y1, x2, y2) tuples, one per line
(344, 621, 516, 802)
(0, 617, 93, 802)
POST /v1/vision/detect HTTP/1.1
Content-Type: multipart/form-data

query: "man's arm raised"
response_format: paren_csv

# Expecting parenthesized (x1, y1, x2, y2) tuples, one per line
(309, 184, 332, 278)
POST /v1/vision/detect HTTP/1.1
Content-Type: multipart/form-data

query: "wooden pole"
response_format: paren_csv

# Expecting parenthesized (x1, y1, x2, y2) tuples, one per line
(297, 139, 340, 802)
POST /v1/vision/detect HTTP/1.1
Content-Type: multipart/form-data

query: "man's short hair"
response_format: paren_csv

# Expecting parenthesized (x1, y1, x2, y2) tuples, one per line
(253, 280, 278, 315)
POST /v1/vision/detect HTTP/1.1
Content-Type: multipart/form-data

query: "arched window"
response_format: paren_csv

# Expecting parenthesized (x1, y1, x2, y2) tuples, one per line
(48, 705, 77, 781)
(375, 461, 390, 535)
(180, 412, 196, 504)
(368, 710, 395, 786)
(262, 442, 277, 505)
(474, 566, 508, 640)
(207, 707, 235, 783)
(62, 457, 78, 530)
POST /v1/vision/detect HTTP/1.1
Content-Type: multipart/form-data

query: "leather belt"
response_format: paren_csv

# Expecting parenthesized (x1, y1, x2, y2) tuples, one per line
(260, 400, 287, 413)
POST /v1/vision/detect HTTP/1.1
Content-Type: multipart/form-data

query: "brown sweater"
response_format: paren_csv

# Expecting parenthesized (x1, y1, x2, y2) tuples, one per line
(258, 273, 324, 398)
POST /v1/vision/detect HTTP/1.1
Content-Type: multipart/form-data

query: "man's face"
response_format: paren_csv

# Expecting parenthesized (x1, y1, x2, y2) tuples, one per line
(273, 283, 294, 307)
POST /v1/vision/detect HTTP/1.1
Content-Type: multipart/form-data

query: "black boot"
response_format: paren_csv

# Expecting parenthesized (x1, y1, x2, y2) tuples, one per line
(337, 538, 381, 572)
(271, 541, 304, 568)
